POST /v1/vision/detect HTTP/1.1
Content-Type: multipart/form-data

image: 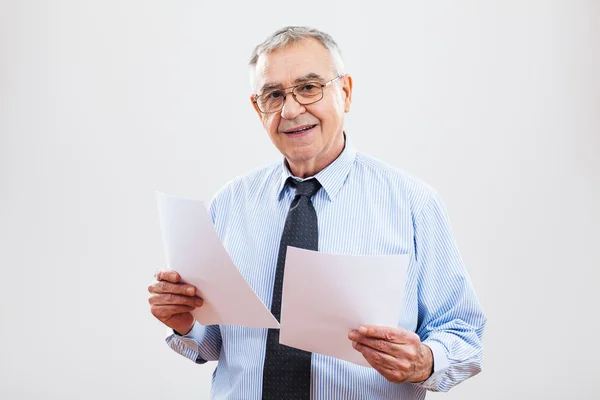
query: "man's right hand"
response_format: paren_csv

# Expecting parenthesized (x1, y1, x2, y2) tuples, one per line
(148, 269, 203, 335)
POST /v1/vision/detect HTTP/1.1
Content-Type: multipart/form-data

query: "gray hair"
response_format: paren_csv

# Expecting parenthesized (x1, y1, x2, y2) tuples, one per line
(248, 26, 346, 92)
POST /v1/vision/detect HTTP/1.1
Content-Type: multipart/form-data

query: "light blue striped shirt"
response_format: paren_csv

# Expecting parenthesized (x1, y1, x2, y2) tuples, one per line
(166, 136, 486, 399)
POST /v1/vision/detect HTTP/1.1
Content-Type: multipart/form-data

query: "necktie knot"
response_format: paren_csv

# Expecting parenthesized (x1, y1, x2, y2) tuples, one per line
(289, 178, 322, 198)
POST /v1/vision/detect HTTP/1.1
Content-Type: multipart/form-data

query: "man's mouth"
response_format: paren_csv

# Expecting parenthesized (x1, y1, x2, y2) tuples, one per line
(283, 124, 317, 135)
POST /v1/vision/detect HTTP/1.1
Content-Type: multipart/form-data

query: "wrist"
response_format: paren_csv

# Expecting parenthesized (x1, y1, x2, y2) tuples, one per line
(411, 343, 434, 383)
(174, 320, 195, 336)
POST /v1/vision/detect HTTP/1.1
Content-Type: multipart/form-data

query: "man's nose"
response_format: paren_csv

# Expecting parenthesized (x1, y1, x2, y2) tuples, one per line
(280, 93, 305, 120)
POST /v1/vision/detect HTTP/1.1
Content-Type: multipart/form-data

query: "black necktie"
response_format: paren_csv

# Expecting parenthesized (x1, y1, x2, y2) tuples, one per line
(262, 177, 322, 400)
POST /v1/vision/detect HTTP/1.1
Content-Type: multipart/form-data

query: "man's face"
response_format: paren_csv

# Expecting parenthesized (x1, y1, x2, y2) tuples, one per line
(251, 39, 352, 176)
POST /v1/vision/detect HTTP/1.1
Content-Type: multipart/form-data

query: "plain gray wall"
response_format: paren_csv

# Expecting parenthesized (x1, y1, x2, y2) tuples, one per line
(1, 1, 599, 399)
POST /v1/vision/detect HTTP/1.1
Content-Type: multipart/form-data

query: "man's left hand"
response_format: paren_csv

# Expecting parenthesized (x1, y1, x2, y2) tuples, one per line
(348, 326, 433, 384)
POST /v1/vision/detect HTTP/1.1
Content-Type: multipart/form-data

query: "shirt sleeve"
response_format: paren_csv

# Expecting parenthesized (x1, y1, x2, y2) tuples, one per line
(411, 191, 487, 392)
(165, 322, 222, 363)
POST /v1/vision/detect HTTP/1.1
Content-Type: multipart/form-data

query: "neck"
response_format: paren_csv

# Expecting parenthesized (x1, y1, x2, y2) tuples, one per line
(287, 132, 345, 178)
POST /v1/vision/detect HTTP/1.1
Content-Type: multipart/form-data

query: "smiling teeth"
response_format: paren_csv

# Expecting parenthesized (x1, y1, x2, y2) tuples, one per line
(291, 125, 313, 133)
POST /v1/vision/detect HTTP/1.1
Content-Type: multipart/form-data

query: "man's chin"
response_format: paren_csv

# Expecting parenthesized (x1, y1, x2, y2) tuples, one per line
(284, 147, 319, 166)
(286, 152, 316, 165)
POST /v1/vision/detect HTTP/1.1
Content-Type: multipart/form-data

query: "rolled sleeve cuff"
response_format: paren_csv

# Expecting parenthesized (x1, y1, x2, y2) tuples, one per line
(416, 339, 450, 391)
(165, 322, 207, 364)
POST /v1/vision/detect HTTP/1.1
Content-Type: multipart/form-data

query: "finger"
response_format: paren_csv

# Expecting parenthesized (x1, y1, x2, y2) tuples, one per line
(370, 363, 399, 383)
(357, 326, 418, 345)
(156, 270, 181, 283)
(353, 342, 411, 383)
(149, 293, 204, 308)
(352, 341, 398, 370)
(360, 353, 398, 382)
(151, 304, 194, 319)
(148, 280, 196, 296)
(367, 358, 408, 384)
(350, 334, 402, 357)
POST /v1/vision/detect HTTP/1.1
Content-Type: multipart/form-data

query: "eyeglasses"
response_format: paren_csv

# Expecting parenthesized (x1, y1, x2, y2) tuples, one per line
(253, 76, 342, 114)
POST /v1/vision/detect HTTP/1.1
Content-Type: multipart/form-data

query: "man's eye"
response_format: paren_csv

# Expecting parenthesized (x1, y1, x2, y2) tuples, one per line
(297, 83, 321, 95)
(266, 91, 284, 99)
(300, 84, 317, 91)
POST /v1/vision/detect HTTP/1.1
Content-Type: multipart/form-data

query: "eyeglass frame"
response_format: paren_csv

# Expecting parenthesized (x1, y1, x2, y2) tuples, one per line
(253, 75, 343, 114)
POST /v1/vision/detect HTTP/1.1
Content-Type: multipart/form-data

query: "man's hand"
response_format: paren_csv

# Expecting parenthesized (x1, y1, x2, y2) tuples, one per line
(348, 326, 433, 384)
(148, 269, 203, 335)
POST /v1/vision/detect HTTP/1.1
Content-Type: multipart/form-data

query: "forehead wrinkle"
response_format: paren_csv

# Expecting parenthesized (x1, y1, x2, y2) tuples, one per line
(254, 41, 334, 93)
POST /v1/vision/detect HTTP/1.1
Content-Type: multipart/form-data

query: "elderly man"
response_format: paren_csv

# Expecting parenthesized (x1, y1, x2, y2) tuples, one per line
(148, 26, 486, 399)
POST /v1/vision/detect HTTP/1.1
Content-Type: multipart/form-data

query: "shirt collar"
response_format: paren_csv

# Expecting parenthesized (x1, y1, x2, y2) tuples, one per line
(277, 133, 357, 202)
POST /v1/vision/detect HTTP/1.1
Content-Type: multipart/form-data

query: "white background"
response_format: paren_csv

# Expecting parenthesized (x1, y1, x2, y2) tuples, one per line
(1, 1, 599, 399)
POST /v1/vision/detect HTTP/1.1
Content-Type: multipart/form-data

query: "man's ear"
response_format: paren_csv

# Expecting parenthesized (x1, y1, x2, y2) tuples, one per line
(250, 95, 263, 120)
(342, 75, 353, 113)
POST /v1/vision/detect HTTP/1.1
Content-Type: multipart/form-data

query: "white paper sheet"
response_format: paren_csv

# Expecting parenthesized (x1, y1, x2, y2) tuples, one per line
(279, 247, 409, 367)
(156, 192, 279, 329)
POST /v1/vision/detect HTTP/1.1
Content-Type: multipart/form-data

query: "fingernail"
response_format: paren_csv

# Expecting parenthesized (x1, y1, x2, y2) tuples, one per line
(352, 341, 357, 349)
(195, 298, 203, 307)
(187, 287, 195, 295)
(359, 326, 367, 334)
(348, 331, 356, 340)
